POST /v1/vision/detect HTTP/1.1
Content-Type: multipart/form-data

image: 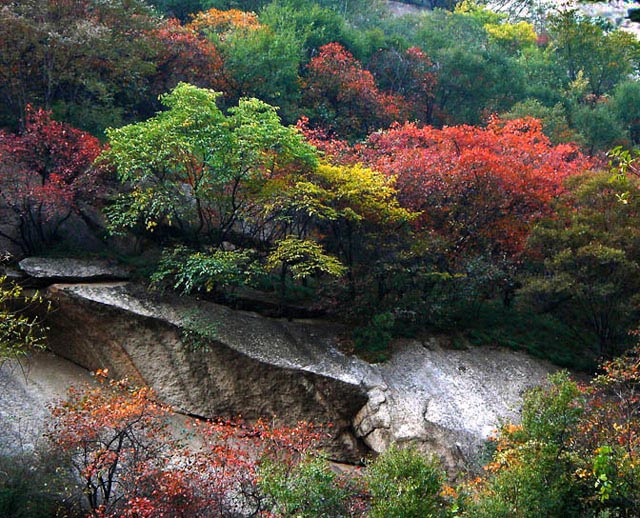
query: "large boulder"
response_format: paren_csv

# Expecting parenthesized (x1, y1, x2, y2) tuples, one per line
(354, 339, 555, 472)
(34, 267, 555, 470)
(44, 282, 373, 461)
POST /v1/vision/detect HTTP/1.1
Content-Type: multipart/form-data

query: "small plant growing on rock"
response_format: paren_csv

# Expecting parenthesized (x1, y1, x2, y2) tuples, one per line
(0, 276, 48, 363)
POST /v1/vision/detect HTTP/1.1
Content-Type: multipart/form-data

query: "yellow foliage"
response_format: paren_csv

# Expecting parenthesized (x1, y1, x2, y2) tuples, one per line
(312, 163, 417, 226)
(485, 21, 537, 49)
(187, 8, 262, 39)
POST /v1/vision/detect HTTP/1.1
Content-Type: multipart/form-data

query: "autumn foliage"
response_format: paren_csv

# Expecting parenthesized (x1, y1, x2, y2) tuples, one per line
(302, 43, 406, 139)
(47, 373, 326, 518)
(0, 106, 102, 253)
(369, 46, 438, 124)
(187, 8, 262, 37)
(149, 19, 227, 101)
(358, 117, 592, 259)
(467, 347, 640, 516)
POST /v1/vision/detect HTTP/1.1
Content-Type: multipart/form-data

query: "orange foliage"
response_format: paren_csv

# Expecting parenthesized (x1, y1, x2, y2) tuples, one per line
(358, 117, 592, 259)
(187, 8, 262, 39)
(48, 375, 325, 517)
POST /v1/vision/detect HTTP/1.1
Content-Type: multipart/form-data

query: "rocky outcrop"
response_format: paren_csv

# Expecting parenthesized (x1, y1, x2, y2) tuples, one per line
(354, 339, 555, 472)
(19, 257, 130, 285)
(43, 282, 372, 461)
(16, 257, 555, 470)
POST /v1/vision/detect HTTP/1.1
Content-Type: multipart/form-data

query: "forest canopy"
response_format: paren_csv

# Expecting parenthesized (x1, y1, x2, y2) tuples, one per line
(2, 0, 640, 368)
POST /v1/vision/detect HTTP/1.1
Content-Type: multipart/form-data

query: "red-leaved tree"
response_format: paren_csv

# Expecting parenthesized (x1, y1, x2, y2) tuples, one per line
(369, 46, 438, 124)
(0, 106, 102, 254)
(149, 19, 228, 107)
(358, 117, 593, 260)
(48, 373, 324, 517)
(302, 43, 406, 140)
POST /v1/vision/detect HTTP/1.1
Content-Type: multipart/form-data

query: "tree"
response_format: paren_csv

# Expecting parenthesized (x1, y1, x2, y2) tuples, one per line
(302, 43, 405, 139)
(102, 82, 317, 247)
(188, 7, 263, 36)
(266, 236, 347, 298)
(484, 20, 537, 53)
(613, 80, 640, 146)
(501, 99, 580, 145)
(393, 8, 526, 125)
(358, 117, 591, 261)
(146, 0, 209, 21)
(0, 106, 102, 254)
(188, 7, 306, 119)
(218, 23, 305, 122)
(260, 455, 367, 517)
(581, 348, 640, 511)
(0, 0, 160, 134)
(465, 372, 585, 517)
(368, 46, 437, 124)
(523, 171, 640, 357)
(260, 0, 358, 59)
(572, 100, 628, 154)
(148, 19, 227, 111)
(264, 162, 414, 300)
(48, 373, 325, 517)
(548, 10, 640, 97)
(48, 378, 182, 516)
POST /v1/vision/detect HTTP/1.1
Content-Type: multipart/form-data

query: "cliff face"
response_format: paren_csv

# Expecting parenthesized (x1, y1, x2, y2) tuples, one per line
(4, 258, 555, 470)
(354, 339, 555, 471)
(44, 282, 372, 461)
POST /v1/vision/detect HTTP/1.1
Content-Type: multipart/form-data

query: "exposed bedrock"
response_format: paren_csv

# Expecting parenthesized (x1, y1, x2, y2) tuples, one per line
(16, 258, 555, 470)
(43, 282, 372, 461)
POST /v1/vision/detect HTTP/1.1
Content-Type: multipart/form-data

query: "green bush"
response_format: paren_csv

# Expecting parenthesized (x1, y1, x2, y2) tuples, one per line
(151, 245, 260, 296)
(352, 311, 395, 358)
(0, 450, 79, 518)
(463, 373, 586, 517)
(366, 445, 450, 518)
(259, 456, 359, 517)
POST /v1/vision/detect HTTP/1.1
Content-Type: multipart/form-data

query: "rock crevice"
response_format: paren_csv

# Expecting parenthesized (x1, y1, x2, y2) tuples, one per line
(8, 258, 556, 469)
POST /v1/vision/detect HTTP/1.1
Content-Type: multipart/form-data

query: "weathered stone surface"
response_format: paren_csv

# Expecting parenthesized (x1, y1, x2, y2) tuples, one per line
(44, 282, 372, 461)
(39, 281, 555, 470)
(19, 257, 130, 284)
(354, 339, 555, 472)
(0, 352, 94, 454)
(0, 265, 26, 283)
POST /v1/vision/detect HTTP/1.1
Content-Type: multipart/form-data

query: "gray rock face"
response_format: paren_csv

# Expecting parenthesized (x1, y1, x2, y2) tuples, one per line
(44, 283, 372, 461)
(19, 257, 130, 284)
(354, 339, 555, 472)
(39, 279, 554, 470)
(0, 352, 94, 455)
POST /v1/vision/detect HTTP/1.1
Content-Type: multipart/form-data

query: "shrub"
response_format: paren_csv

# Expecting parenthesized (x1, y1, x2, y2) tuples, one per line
(0, 276, 48, 363)
(0, 448, 79, 518)
(260, 455, 365, 517)
(366, 445, 450, 518)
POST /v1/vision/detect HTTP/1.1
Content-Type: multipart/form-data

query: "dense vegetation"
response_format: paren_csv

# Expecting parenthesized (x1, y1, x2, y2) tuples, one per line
(3, 0, 640, 367)
(2, 350, 640, 516)
(3, 0, 640, 514)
